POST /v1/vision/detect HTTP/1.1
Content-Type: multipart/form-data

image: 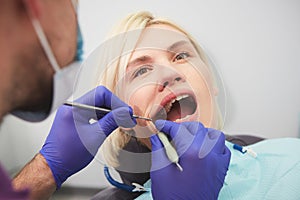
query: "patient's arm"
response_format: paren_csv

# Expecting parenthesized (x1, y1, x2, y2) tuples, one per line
(12, 153, 56, 200)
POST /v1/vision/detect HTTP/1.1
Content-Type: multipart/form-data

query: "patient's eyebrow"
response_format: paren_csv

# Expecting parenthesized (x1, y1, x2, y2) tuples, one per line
(126, 40, 190, 70)
(127, 55, 153, 70)
(167, 40, 190, 52)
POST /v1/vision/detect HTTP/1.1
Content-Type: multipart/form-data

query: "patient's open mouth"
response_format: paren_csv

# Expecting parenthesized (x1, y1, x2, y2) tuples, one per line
(153, 94, 197, 122)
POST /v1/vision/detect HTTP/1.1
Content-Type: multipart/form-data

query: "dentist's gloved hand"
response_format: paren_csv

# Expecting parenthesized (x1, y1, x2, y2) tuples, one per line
(150, 120, 231, 200)
(40, 86, 136, 189)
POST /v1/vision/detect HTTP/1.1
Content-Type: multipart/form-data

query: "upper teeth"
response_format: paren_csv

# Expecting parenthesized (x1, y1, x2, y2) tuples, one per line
(176, 94, 189, 101)
(164, 94, 189, 113)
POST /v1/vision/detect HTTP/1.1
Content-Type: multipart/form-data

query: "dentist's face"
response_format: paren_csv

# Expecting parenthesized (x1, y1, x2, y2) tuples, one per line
(118, 24, 217, 139)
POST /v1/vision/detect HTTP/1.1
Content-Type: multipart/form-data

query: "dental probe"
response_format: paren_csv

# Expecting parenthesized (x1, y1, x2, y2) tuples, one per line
(148, 121, 183, 171)
(157, 131, 183, 172)
(64, 101, 152, 121)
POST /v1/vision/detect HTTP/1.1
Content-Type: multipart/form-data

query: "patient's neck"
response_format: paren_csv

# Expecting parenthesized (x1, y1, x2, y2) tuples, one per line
(138, 138, 152, 150)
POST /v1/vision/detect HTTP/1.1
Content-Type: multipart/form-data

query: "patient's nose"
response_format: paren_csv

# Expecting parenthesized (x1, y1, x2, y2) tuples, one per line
(158, 68, 185, 92)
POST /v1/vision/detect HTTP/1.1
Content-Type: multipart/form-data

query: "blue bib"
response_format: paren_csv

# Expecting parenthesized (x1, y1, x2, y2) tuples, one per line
(136, 138, 300, 200)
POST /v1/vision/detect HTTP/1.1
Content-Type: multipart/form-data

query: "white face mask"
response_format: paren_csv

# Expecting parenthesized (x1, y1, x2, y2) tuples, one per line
(12, 10, 83, 122)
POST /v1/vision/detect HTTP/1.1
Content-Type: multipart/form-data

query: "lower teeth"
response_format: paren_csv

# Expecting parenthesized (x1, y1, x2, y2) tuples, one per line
(175, 114, 191, 122)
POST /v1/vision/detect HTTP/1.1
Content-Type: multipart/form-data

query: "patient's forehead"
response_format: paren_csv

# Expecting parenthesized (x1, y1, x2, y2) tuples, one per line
(147, 23, 184, 33)
(134, 24, 191, 51)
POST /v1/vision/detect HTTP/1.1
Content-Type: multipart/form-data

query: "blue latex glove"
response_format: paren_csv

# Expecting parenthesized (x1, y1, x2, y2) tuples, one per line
(150, 120, 231, 200)
(40, 86, 136, 189)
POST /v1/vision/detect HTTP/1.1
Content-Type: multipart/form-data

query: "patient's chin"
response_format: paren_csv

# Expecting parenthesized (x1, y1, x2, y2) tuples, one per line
(132, 125, 154, 139)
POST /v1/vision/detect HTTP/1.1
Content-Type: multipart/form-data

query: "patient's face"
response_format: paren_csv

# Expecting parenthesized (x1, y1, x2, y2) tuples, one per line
(118, 24, 217, 142)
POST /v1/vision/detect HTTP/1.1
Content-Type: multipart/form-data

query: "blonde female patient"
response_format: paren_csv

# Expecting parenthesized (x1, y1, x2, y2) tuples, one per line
(90, 11, 300, 200)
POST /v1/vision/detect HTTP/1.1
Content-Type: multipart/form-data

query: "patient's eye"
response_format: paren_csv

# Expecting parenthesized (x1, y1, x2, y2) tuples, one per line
(133, 65, 153, 78)
(173, 52, 190, 62)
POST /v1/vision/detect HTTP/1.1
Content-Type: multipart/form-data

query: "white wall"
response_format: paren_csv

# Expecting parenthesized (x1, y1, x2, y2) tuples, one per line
(0, 0, 299, 189)
(78, 0, 300, 139)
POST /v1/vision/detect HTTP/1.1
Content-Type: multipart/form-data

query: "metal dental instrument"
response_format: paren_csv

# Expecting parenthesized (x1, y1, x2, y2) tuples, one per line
(64, 101, 152, 121)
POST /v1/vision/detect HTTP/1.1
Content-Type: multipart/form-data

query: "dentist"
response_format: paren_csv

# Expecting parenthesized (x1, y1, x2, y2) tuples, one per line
(0, 1, 134, 199)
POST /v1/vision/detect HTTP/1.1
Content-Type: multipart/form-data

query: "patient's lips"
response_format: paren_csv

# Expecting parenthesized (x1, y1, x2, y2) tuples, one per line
(152, 91, 197, 123)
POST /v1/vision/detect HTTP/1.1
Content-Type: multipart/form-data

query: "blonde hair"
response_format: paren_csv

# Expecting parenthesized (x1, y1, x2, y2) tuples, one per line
(97, 11, 223, 167)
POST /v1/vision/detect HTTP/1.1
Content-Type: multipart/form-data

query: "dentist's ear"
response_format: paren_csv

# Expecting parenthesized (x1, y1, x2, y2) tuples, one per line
(23, 0, 41, 18)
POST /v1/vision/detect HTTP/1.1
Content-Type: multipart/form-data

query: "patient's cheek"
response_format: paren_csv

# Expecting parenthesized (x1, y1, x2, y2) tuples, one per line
(131, 105, 148, 127)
